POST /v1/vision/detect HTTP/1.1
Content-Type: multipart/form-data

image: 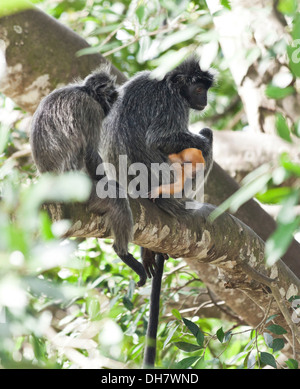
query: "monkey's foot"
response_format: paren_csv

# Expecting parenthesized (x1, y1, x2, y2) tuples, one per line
(116, 249, 147, 287)
(142, 252, 169, 279)
(137, 275, 147, 288)
(143, 253, 158, 279)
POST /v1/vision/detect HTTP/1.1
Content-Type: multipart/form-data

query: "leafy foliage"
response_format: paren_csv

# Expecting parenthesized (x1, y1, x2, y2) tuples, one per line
(210, 4, 300, 270)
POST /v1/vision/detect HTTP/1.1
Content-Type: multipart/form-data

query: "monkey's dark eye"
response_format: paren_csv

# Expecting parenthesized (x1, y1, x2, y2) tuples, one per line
(196, 88, 202, 94)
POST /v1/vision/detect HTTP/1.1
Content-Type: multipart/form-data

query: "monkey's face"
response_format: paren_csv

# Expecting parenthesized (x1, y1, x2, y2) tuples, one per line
(180, 83, 209, 111)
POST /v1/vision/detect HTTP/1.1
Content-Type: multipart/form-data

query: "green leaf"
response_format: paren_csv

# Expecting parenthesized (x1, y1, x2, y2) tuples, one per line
(39, 211, 54, 241)
(265, 217, 300, 266)
(277, 0, 297, 15)
(266, 324, 288, 335)
(123, 296, 134, 311)
(0, 126, 10, 154)
(294, 120, 300, 137)
(221, 0, 231, 10)
(182, 318, 204, 346)
(172, 309, 182, 320)
(173, 341, 203, 352)
(260, 352, 277, 368)
(265, 85, 295, 100)
(216, 327, 225, 343)
(137, 35, 151, 63)
(193, 357, 207, 369)
(224, 330, 232, 342)
(175, 356, 200, 369)
(163, 324, 179, 349)
(287, 43, 300, 78)
(280, 155, 300, 177)
(291, 13, 300, 40)
(196, 330, 205, 347)
(31, 335, 47, 362)
(0, 0, 33, 17)
(86, 297, 101, 321)
(263, 332, 274, 348)
(256, 187, 293, 204)
(182, 318, 199, 337)
(266, 314, 278, 323)
(126, 279, 135, 300)
(135, 5, 145, 24)
(275, 113, 292, 143)
(288, 294, 300, 303)
(210, 164, 272, 221)
(245, 351, 256, 369)
(276, 188, 300, 224)
(272, 338, 285, 352)
(285, 358, 299, 369)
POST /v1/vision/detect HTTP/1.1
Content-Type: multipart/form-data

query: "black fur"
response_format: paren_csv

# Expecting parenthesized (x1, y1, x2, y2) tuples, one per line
(101, 56, 214, 218)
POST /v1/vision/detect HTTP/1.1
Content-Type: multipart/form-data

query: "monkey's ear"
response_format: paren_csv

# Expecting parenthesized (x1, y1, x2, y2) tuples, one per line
(168, 73, 186, 86)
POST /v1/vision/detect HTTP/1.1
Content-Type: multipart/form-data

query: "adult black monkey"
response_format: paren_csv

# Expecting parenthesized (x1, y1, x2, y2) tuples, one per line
(101, 57, 214, 270)
(101, 56, 214, 365)
(30, 67, 147, 287)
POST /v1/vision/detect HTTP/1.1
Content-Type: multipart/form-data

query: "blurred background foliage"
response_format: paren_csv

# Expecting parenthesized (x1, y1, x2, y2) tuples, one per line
(0, 0, 299, 369)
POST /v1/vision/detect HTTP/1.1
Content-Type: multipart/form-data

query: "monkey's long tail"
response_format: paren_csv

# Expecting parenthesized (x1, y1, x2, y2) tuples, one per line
(143, 253, 165, 368)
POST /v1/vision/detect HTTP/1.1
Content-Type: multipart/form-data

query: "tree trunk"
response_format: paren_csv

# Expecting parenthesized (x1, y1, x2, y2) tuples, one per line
(0, 2, 125, 114)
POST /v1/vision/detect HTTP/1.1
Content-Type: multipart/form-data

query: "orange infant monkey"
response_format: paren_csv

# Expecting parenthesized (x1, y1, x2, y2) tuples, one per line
(148, 148, 205, 201)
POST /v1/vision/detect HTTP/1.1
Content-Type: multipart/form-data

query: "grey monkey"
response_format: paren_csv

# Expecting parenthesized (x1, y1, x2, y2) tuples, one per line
(30, 67, 148, 287)
(100, 57, 214, 275)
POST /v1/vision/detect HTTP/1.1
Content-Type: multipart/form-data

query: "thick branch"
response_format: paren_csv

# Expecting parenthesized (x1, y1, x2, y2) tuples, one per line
(0, 4, 126, 113)
(47, 198, 300, 355)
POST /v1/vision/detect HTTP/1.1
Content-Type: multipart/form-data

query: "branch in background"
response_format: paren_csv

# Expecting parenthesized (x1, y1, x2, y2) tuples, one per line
(190, 127, 300, 181)
(206, 0, 300, 132)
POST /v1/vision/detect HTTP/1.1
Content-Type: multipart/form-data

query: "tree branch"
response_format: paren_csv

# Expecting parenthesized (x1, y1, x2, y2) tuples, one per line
(47, 197, 300, 355)
(0, 3, 126, 114)
(191, 127, 300, 182)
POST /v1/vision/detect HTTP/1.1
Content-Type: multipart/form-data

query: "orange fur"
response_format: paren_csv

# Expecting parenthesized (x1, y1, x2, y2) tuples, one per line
(149, 148, 205, 199)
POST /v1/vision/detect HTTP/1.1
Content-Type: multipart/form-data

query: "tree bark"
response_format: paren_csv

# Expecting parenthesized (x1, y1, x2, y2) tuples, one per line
(0, 3, 126, 114)
(1, 5, 300, 357)
(47, 198, 300, 356)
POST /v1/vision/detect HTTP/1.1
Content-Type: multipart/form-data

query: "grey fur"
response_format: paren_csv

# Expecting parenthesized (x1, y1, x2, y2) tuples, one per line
(30, 67, 147, 287)
(100, 57, 214, 218)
